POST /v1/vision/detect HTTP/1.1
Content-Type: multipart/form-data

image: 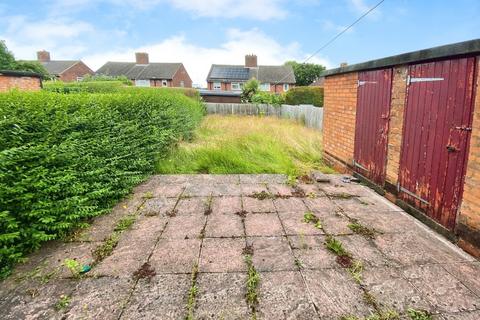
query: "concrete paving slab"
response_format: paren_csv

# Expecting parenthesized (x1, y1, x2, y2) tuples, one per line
(340, 234, 395, 267)
(304, 269, 375, 319)
(239, 174, 287, 184)
(439, 311, 480, 320)
(316, 211, 354, 235)
(267, 184, 293, 197)
(441, 262, 480, 296)
(278, 211, 325, 236)
(257, 271, 318, 319)
(243, 197, 276, 213)
(161, 215, 206, 239)
(245, 213, 285, 237)
(175, 197, 210, 216)
(204, 213, 244, 238)
(120, 274, 190, 320)
(65, 277, 134, 320)
(195, 272, 250, 319)
(241, 184, 269, 196)
(362, 266, 433, 313)
(273, 197, 308, 213)
(140, 197, 177, 217)
(248, 237, 296, 271)
(149, 239, 201, 273)
(183, 184, 215, 197)
(211, 183, 243, 196)
(199, 238, 246, 272)
(403, 264, 480, 313)
(296, 183, 326, 197)
(303, 197, 337, 213)
(152, 184, 185, 198)
(210, 196, 242, 215)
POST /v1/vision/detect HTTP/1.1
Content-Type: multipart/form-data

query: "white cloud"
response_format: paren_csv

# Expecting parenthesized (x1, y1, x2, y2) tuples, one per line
(1, 15, 95, 59)
(83, 28, 332, 86)
(49, 0, 287, 20)
(167, 0, 287, 20)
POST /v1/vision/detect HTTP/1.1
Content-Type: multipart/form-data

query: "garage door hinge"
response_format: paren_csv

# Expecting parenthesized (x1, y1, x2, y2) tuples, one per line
(357, 80, 377, 87)
(406, 76, 444, 85)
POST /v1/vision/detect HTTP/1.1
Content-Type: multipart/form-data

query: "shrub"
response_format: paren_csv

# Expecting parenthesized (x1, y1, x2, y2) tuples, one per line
(241, 79, 259, 102)
(285, 86, 324, 107)
(81, 74, 132, 85)
(0, 89, 204, 278)
(43, 80, 127, 93)
(251, 92, 285, 106)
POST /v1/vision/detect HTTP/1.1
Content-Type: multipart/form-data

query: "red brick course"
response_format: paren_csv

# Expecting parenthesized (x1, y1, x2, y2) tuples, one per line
(0, 75, 41, 92)
(58, 61, 94, 82)
(323, 72, 358, 170)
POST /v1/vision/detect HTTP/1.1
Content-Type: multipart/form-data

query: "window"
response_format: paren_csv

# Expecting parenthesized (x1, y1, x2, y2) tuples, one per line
(76, 76, 83, 82)
(260, 83, 270, 91)
(283, 83, 289, 91)
(135, 79, 151, 87)
(180, 81, 185, 88)
(231, 82, 242, 91)
(162, 80, 168, 87)
(213, 82, 222, 90)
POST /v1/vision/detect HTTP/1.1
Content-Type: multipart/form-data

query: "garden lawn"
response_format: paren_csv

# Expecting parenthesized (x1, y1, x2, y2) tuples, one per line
(157, 115, 333, 175)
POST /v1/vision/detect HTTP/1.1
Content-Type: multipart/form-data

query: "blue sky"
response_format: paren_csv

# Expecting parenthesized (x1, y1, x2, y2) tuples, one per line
(1, 0, 479, 85)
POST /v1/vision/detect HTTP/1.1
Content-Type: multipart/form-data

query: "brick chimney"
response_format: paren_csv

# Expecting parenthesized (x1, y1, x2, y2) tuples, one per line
(135, 52, 149, 65)
(37, 50, 51, 62)
(245, 54, 258, 68)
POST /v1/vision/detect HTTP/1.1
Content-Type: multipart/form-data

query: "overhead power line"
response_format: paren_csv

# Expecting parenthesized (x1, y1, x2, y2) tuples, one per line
(274, 0, 386, 85)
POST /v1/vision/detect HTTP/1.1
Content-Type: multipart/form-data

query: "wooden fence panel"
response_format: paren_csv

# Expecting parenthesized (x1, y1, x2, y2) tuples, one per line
(205, 103, 323, 130)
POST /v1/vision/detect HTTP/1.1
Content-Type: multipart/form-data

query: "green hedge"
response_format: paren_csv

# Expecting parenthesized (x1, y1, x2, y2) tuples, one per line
(251, 92, 285, 106)
(285, 86, 324, 107)
(0, 89, 205, 278)
(43, 80, 130, 93)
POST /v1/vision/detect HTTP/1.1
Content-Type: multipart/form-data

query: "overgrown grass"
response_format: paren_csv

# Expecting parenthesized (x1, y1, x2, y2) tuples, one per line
(157, 115, 333, 175)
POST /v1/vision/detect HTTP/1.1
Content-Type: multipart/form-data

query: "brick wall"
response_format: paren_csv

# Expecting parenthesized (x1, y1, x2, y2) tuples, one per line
(172, 64, 193, 88)
(0, 75, 41, 92)
(59, 62, 94, 82)
(385, 65, 408, 185)
(323, 72, 358, 170)
(457, 57, 480, 257)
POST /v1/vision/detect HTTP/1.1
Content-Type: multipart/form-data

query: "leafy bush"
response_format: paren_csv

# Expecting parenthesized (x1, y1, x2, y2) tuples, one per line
(241, 79, 259, 102)
(43, 80, 128, 93)
(285, 86, 324, 107)
(251, 92, 285, 106)
(81, 74, 132, 85)
(0, 89, 204, 278)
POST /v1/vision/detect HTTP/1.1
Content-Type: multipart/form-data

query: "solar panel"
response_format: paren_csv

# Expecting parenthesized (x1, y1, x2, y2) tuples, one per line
(210, 66, 250, 80)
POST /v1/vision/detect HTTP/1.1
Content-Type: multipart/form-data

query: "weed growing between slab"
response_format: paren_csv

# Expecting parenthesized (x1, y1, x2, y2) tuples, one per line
(235, 210, 248, 218)
(327, 192, 358, 199)
(132, 262, 156, 281)
(244, 254, 259, 319)
(407, 308, 432, 320)
(142, 192, 154, 199)
(54, 295, 71, 311)
(186, 264, 199, 320)
(348, 220, 379, 239)
(243, 244, 254, 256)
(303, 211, 322, 229)
(166, 209, 178, 217)
(91, 212, 138, 265)
(204, 196, 213, 215)
(250, 191, 275, 200)
(63, 258, 82, 278)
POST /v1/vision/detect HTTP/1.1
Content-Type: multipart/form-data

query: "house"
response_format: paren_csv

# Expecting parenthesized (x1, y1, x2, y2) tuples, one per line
(37, 50, 94, 82)
(310, 76, 325, 88)
(96, 53, 192, 88)
(206, 55, 295, 93)
(0, 70, 42, 92)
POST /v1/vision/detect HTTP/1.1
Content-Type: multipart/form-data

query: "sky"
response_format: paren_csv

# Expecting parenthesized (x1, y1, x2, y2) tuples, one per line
(1, 0, 479, 86)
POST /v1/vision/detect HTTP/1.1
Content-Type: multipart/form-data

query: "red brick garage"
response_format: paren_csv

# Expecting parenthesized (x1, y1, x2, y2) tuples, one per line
(322, 39, 480, 257)
(0, 70, 42, 92)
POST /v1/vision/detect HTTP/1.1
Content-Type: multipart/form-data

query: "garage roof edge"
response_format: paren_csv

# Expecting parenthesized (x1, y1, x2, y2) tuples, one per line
(321, 39, 480, 77)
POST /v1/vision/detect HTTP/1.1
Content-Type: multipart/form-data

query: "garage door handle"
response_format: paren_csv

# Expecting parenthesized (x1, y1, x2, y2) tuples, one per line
(446, 145, 459, 152)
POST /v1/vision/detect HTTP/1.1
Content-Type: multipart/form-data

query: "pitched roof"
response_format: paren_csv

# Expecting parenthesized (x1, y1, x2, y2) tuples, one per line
(207, 64, 295, 84)
(96, 62, 182, 80)
(41, 60, 79, 75)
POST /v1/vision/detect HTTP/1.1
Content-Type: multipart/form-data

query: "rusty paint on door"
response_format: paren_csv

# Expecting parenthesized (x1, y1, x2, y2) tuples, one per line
(354, 68, 393, 185)
(399, 57, 476, 230)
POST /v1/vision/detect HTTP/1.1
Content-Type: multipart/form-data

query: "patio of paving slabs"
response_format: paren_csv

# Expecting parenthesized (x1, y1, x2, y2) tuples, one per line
(1, 174, 479, 320)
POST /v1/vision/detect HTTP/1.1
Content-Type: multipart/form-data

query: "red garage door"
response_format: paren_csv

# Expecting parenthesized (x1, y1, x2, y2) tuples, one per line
(399, 57, 476, 230)
(354, 68, 393, 185)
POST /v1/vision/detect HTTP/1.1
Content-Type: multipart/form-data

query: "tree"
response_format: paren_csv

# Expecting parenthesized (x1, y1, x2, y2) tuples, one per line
(0, 40, 49, 77)
(241, 78, 259, 102)
(284, 61, 326, 86)
(0, 41, 16, 70)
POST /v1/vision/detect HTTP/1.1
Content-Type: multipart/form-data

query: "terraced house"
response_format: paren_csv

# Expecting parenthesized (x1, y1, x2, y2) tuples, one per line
(37, 50, 94, 82)
(206, 54, 296, 93)
(96, 52, 192, 88)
